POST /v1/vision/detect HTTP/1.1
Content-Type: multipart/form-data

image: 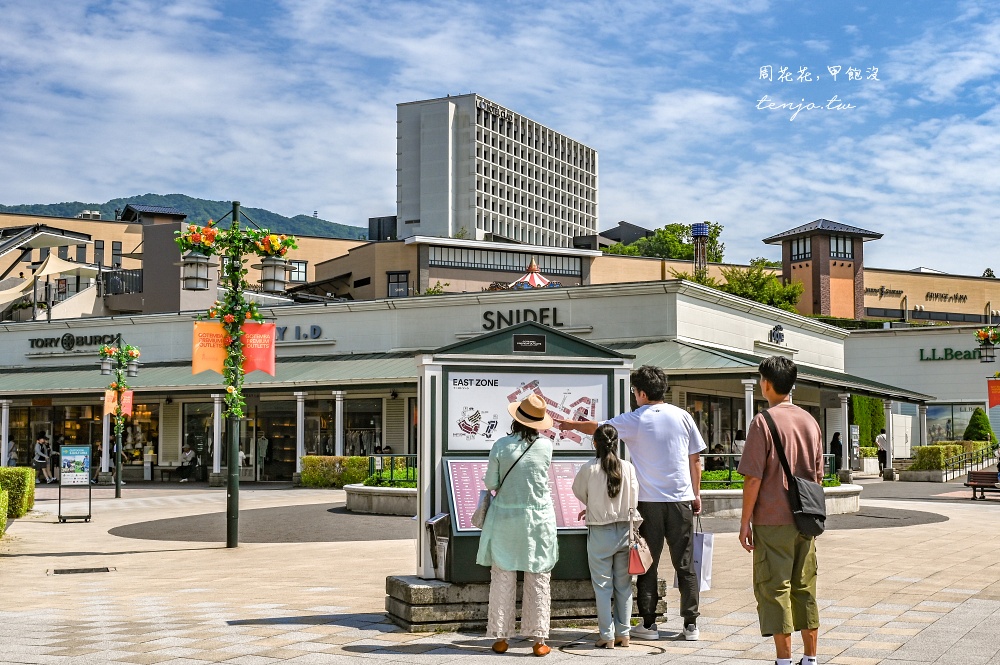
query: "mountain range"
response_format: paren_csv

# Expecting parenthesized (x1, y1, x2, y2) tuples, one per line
(0, 193, 369, 240)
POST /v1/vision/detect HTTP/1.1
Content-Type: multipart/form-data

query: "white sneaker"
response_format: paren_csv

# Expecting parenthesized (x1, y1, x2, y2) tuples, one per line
(180, 478, 188, 483)
(683, 623, 699, 641)
(630, 623, 659, 640)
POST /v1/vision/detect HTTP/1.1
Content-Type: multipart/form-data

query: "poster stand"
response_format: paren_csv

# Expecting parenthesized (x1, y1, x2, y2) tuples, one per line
(415, 321, 633, 582)
(57, 445, 92, 523)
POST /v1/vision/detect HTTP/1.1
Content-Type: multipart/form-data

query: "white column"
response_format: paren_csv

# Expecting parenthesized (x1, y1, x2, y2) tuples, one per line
(741, 379, 756, 434)
(212, 394, 223, 474)
(101, 413, 111, 472)
(295, 391, 307, 473)
(918, 404, 928, 448)
(883, 399, 894, 474)
(333, 390, 345, 456)
(838, 393, 851, 472)
(0, 400, 10, 467)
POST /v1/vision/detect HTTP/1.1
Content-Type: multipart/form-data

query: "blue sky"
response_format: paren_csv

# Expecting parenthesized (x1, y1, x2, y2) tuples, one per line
(1, 0, 999, 274)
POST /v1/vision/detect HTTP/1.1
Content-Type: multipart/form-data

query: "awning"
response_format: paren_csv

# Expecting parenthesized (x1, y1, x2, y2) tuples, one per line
(33, 253, 101, 279)
(608, 339, 933, 403)
(0, 353, 419, 396)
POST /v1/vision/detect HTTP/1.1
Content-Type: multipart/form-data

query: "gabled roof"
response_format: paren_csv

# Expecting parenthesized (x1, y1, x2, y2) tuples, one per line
(763, 219, 882, 245)
(120, 204, 187, 222)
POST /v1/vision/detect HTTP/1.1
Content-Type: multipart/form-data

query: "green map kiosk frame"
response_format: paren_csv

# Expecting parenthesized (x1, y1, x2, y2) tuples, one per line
(416, 322, 632, 582)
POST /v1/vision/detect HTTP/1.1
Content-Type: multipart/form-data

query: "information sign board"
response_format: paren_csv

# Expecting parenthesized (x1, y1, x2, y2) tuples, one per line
(445, 458, 589, 533)
(447, 371, 607, 452)
(59, 446, 91, 486)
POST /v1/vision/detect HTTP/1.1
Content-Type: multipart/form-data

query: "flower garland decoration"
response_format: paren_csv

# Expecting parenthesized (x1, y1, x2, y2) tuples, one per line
(175, 218, 297, 419)
(175, 219, 220, 253)
(974, 327, 1000, 346)
(99, 343, 141, 439)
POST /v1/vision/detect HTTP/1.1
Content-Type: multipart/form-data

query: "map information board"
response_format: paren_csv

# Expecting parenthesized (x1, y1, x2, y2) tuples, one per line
(448, 371, 607, 452)
(445, 458, 589, 533)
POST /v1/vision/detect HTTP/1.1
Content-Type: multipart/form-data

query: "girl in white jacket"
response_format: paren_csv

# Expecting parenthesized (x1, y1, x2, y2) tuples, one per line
(572, 424, 640, 648)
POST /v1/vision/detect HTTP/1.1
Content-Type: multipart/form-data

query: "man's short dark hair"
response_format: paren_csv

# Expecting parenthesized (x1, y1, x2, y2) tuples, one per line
(758, 356, 797, 395)
(631, 365, 667, 401)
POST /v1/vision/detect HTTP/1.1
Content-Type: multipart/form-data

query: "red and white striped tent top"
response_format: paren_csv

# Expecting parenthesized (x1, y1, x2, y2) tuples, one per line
(509, 259, 551, 288)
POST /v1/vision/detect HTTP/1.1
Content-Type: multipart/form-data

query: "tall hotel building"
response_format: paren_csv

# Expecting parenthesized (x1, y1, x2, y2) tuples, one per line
(396, 94, 598, 247)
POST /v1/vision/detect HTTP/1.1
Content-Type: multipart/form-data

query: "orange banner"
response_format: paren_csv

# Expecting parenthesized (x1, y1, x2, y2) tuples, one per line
(103, 390, 117, 417)
(242, 323, 276, 376)
(192, 321, 227, 375)
(120, 390, 134, 416)
(989, 379, 1000, 409)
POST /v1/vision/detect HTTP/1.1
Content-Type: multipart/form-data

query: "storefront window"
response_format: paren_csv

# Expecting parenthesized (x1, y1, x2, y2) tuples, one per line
(254, 401, 296, 481)
(344, 398, 382, 456)
(926, 403, 979, 443)
(305, 400, 337, 456)
(183, 403, 214, 480)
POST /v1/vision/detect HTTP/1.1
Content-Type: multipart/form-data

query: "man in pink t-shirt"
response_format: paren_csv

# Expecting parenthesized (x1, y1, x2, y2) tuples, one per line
(738, 356, 823, 665)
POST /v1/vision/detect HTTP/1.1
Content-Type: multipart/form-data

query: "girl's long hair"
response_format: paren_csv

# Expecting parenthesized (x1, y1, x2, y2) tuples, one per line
(594, 424, 623, 498)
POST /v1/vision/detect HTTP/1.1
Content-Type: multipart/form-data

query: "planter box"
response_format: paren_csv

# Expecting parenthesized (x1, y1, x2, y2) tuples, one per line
(700, 484, 862, 518)
(861, 458, 880, 475)
(345, 483, 417, 516)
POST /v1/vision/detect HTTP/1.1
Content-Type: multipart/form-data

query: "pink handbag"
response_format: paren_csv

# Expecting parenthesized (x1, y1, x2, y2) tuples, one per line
(626, 475, 653, 574)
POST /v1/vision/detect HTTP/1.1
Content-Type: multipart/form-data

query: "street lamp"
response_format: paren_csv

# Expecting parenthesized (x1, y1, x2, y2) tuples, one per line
(99, 334, 140, 499)
(177, 201, 296, 548)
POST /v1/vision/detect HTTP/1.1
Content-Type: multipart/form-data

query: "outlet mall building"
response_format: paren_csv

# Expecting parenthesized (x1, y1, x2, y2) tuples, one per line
(0, 280, 933, 481)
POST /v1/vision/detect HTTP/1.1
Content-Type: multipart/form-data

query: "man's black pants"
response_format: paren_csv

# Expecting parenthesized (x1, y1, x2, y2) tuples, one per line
(877, 449, 887, 472)
(636, 500, 699, 626)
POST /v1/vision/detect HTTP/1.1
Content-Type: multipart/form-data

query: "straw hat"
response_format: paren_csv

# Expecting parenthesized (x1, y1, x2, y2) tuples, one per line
(507, 394, 554, 430)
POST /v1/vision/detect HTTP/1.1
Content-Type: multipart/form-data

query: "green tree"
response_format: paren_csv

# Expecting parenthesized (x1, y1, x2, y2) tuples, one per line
(962, 407, 998, 446)
(718, 258, 803, 313)
(603, 222, 725, 262)
(667, 268, 721, 288)
(848, 395, 886, 447)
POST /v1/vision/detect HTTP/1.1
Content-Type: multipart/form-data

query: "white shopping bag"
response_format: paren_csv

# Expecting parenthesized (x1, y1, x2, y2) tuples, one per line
(674, 529, 714, 592)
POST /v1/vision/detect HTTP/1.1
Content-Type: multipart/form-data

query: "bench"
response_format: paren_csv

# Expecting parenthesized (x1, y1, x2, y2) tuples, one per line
(159, 466, 183, 482)
(965, 470, 1000, 500)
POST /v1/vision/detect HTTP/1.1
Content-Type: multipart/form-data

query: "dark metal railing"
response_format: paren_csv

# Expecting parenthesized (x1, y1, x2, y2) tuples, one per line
(944, 447, 998, 474)
(368, 454, 417, 485)
(101, 269, 143, 295)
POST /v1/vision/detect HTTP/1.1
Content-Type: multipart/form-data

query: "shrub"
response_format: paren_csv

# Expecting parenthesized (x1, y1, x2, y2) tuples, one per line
(0, 467, 35, 518)
(0, 490, 7, 537)
(699, 469, 840, 490)
(849, 395, 885, 447)
(300, 456, 370, 488)
(963, 407, 998, 446)
(859, 447, 878, 458)
(909, 445, 964, 470)
(363, 473, 417, 489)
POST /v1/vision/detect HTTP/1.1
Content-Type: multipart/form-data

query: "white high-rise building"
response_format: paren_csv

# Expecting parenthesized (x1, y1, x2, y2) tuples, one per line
(396, 94, 598, 247)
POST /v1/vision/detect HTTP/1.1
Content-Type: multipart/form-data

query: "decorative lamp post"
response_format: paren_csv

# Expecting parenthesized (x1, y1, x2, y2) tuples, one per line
(177, 201, 296, 548)
(976, 326, 998, 363)
(99, 335, 140, 499)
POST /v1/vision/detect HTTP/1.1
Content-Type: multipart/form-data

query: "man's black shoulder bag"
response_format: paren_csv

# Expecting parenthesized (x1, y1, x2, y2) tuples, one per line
(761, 409, 826, 537)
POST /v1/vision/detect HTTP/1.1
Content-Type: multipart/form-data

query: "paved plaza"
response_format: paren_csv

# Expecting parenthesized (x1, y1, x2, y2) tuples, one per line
(2, 476, 1000, 665)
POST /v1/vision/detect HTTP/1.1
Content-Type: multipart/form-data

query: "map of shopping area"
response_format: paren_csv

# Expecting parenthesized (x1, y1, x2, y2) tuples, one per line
(509, 380, 598, 445)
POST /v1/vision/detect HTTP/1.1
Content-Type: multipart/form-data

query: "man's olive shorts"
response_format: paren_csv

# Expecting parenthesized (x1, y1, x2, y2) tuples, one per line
(752, 524, 820, 636)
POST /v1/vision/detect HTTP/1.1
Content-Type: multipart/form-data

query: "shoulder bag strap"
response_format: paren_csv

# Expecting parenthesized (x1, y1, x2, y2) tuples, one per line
(627, 462, 636, 545)
(494, 439, 535, 497)
(761, 409, 796, 492)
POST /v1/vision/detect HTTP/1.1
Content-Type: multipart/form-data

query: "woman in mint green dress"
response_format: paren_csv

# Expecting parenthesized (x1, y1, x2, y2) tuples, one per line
(477, 394, 558, 657)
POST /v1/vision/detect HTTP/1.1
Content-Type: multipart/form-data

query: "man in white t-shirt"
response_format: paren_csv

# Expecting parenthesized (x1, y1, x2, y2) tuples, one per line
(875, 428, 887, 473)
(560, 365, 706, 641)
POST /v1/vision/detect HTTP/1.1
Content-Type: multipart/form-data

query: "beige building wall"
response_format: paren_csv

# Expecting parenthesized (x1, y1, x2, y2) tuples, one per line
(864, 268, 1000, 317)
(0, 213, 144, 276)
(829, 262, 856, 319)
(315, 241, 418, 300)
(789, 263, 814, 317)
(267, 235, 364, 286)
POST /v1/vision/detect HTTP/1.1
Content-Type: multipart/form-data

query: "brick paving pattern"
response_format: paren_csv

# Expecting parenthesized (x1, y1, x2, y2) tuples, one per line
(1, 479, 999, 664)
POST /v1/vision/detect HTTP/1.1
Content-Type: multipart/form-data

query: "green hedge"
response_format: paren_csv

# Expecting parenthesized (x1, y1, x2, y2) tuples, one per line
(363, 473, 417, 488)
(849, 395, 885, 447)
(700, 469, 840, 490)
(0, 490, 7, 537)
(909, 445, 967, 470)
(859, 447, 878, 458)
(300, 456, 370, 488)
(0, 467, 35, 518)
